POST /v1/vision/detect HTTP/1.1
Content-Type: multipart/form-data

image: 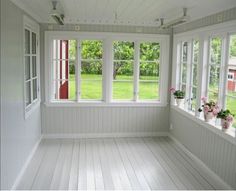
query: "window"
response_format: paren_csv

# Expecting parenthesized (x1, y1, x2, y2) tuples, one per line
(52, 39, 103, 101)
(112, 41, 134, 100)
(225, 34, 236, 128)
(139, 42, 160, 100)
(173, 23, 236, 137)
(52, 40, 76, 100)
(24, 18, 39, 114)
(207, 37, 222, 102)
(46, 32, 169, 105)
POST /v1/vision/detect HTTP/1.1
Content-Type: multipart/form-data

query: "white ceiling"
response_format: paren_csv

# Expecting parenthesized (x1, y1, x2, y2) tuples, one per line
(12, 0, 236, 26)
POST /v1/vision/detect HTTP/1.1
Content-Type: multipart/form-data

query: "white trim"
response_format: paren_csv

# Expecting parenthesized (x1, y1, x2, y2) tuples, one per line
(42, 132, 169, 139)
(171, 105, 236, 145)
(11, 136, 42, 190)
(168, 134, 233, 190)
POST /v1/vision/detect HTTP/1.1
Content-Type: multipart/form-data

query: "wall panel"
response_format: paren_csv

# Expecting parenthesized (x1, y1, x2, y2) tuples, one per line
(42, 106, 169, 135)
(170, 109, 236, 189)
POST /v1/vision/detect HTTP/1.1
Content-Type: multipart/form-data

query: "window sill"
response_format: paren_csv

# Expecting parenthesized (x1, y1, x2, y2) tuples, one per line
(25, 100, 40, 119)
(171, 104, 236, 145)
(44, 100, 168, 107)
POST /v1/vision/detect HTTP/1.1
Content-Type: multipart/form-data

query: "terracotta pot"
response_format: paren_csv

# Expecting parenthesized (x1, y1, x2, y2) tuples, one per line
(176, 98, 184, 107)
(221, 119, 232, 132)
(204, 112, 214, 122)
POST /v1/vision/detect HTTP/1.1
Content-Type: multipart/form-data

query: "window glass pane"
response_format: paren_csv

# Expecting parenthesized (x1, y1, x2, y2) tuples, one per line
(226, 96, 236, 128)
(33, 79, 37, 100)
(25, 81, 31, 106)
(32, 56, 37, 77)
(208, 65, 220, 101)
(190, 87, 197, 111)
(192, 64, 198, 86)
(32, 32, 36, 54)
(81, 40, 103, 60)
(52, 40, 76, 100)
(114, 41, 134, 60)
(113, 41, 134, 100)
(25, 29, 30, 54)
(227, 35, 236, 97)
(139, 82, 159, 100)
(140, 42, 160, 61)
(182, 63, 187, 83)
(182, 42, 188, 62)
(210, 37, 222, 65)
(25, 56, 30, 80)
(81, 61, 102, 100)
(113, 61, 133, 100)
(193, 40, 199, 63)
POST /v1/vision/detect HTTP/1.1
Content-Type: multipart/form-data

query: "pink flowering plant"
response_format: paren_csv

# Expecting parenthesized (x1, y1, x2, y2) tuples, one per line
(217, 109, 234, 121)
(217, 109, 235, 129)
(198, 97, 220, 116)
(169, 88, 185, 99)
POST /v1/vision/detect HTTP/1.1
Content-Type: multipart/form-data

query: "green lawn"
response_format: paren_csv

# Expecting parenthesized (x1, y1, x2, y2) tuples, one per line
(68, 74, 159, 100)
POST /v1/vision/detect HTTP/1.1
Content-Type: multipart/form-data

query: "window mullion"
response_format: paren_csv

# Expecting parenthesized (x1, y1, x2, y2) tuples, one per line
(221, 34, 230, 109)
(104, 39, 113, 103)
(134, 41, 140, 101)
(185, 40, 192, 110)
(77, 40, 81, 101)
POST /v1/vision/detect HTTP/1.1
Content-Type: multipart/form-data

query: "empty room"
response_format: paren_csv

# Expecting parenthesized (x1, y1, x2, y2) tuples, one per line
(1, 0, 236, 190)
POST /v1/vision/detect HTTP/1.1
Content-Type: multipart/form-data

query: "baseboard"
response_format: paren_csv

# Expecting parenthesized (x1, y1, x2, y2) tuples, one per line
(168, 133, 233, 190)
(42, 132, 169, 139)
(11, 135, 42, 190)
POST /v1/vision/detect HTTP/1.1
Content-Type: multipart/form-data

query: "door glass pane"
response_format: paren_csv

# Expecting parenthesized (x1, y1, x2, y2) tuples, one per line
(33, 79, 37, 100)
(25, 29, 30, 54)
(32, 32, 36, 54)
(25, 56, 30, 80)
(25, 81, 31, 106)
(32, 56, 37, 77)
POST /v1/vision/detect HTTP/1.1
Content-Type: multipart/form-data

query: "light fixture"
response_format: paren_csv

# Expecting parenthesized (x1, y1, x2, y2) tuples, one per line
(158, 8, 190, 29)
(51, 1, 64, 25)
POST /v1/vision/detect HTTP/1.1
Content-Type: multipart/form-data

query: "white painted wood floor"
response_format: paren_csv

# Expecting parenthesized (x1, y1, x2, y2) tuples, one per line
(17, 137, 225, 190)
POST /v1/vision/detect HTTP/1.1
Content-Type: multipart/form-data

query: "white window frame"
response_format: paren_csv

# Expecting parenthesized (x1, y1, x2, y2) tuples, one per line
(23, 16, 40, 118)
(172, 20, 236, 138)
(45, 31, 170, 106)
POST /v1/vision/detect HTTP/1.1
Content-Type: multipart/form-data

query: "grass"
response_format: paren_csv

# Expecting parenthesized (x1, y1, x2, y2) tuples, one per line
(68, 74, 159, 100)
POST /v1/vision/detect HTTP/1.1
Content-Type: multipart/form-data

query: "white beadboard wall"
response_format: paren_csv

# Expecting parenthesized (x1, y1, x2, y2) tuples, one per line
(170, 108, 236, 189)
(42, 106, 169, 136)
(1, 0, 41, 189)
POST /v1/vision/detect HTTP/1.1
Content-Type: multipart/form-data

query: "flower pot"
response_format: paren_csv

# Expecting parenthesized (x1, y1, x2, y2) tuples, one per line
(176, 98, 184, 107)
(221, 119, 232, 132)
(204, 112, 214, 122)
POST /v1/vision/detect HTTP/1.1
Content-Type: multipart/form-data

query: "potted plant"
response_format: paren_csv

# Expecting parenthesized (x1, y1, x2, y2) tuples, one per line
(198, 97, 219, 122)
(170, 88, 185, 107)
(217, 109, 235, 132)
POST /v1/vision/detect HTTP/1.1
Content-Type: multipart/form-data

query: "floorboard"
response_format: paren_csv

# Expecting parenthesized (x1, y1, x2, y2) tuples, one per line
(16, 137, 227, 190)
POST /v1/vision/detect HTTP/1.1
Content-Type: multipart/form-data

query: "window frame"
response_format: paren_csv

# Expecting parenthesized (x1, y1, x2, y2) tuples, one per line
(23, 16, 40, 118)
(45, 31, 170, 106)
(172, 20, 236, 138)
